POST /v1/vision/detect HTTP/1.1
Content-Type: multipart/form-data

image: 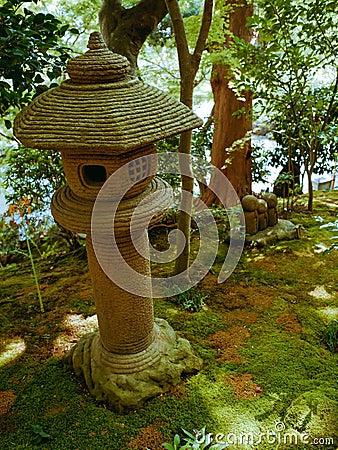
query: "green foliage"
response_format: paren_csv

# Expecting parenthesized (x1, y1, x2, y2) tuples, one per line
(23, 219, 45, 313)
(0, 0, 78, 127)
(163, 428, 229, 449)
(182, 427, 228, 449)
(0, 1, 82, 259)
(0, 194, 80, 268)
(0, 212, 20, 258)
(155, 125, 212, 195)
(322, 319, 338, 353)
(191, 120, 213, 161)
(267, 87, 338, 176)
(163, 433, 190, 450)
(1, 199, 45, 309)
(251, 143, 271, 185)
(172, 288, 207, 312)
(0, 144, 68, 262)
(147, 0, 204, 49)
(3, 146, 65, 213)
(141, 0, 211, 101)
(315, 215, 338, 254)
(156, 135, 182, 191)
(159, 208, 178, 225)
(31, 424, 51, 445)
(49, 0, 100, 36)
(206, 2, 231, 61)
(146, 13, 173, 48)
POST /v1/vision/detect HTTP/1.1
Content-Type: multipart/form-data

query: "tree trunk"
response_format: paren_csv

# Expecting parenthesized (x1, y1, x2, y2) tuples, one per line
(307, 169, 314, 212)
(165, 0, 213, 276)
(99, 0, 167, 72)
(99, 0, 212, 276)
(174, 71, 195, 275)
(203, 0, 253, 205)
(175, 130, 194, 275)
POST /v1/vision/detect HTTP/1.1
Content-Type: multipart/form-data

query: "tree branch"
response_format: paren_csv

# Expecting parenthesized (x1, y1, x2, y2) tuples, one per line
(193, 0, 213, 67)
(99, 0, 124, 45)
(0, 131, 14, 141)
(313, 2, 336, 55)
(0, 131, 20, 145)
(141, 57, 180, 79)
(99, 0, 167, 71)
(164, 0, 190, 77)
(132, 0, 167, 19)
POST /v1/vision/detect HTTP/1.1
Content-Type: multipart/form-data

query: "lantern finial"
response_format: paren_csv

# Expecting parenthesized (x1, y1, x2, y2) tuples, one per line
(66, 32, 131, 84)
(87, 31, 106, 50)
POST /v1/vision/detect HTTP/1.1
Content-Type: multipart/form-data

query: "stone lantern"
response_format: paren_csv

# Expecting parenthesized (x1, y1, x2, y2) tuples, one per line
(14, 32, 203, 410)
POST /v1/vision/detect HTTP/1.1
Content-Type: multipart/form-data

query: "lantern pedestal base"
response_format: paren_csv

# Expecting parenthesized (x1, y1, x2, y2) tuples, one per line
(66, 318, 202, 412)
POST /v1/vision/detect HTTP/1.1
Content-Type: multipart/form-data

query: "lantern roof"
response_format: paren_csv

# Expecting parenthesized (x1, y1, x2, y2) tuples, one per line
(14, 32, 202, 154)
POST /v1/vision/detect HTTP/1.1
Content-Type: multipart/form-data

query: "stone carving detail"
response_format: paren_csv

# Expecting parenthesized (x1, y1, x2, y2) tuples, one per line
(241, 194, 259, 235)
(14, 33, 202, 153)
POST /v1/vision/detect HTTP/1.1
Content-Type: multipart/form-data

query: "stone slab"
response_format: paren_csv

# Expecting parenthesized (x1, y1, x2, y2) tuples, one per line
(245, 219, 301, 247)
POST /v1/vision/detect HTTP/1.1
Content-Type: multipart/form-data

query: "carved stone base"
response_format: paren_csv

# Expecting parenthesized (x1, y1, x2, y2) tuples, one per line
(66, 318, 202, 411)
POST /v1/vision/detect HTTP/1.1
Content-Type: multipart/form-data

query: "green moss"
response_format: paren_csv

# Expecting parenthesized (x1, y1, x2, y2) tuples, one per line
(1, 192, 338, 449)
(241, 329, 337, 396)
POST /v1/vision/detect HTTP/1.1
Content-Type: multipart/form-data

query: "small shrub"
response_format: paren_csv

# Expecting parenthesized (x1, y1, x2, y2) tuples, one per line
(162, 433, 189, 450)
(163, 428, 229, 449)
(322, 319, 338, 352)
(172, 289, 207, 312)
(31, 424, 51, 445)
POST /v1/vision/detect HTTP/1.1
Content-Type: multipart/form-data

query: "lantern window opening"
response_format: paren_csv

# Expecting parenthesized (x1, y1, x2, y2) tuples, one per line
(81, 164, 107, 187)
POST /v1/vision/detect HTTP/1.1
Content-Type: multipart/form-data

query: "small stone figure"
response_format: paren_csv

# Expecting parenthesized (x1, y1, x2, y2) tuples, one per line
(241, 194, 259, 235)
(262, 193, 278, 226)
(257, 198, 268, 231)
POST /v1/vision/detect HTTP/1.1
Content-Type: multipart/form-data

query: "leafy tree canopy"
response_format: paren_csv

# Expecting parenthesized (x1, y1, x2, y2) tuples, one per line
(42, 0, 100, 48)
(0, 0, 78, 128)
(141, 0, 212, 103)
(0, 0, 79, 219)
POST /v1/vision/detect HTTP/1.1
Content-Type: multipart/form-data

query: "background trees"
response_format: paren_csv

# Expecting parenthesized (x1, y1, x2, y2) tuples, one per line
(202, 0, 253, 205)
(232, 0, 338, 211)
(0, 0, 78, 205)
(99, 0, 168, 72)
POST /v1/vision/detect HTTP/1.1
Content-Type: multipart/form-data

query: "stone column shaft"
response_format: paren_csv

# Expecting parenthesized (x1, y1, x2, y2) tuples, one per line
(86, 235, 154, 354)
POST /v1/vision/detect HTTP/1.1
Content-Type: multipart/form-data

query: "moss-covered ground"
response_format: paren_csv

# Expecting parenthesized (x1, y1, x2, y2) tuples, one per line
(0, 191, 337, 449)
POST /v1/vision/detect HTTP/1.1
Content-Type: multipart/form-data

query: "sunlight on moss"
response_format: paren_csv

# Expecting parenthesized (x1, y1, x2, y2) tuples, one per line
(63, 313, 98, 332)
(0, 338, 26, 367)
(52, 314, 98, 356)
(309, 285, 333, 299)
(319, 307, 338, 321)
(253, 255, 266, 261)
